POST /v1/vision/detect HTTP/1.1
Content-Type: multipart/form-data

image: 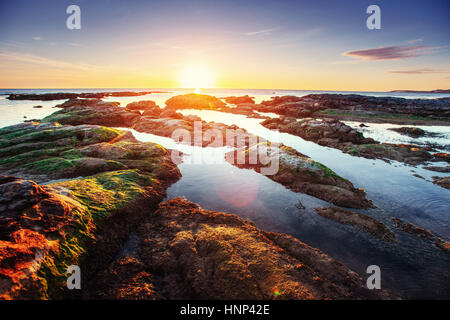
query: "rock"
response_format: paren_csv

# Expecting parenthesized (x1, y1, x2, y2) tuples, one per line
(165, 93, 226, 110)
(359, 123, 368, 127)
(392, 218, 434, 240)
(392, 218, 450, 253)
(261, 117, 437, 165)
(42, 98, 140, 127)
(432, 176, 450, 189)
(0, 121, 181, 184)
(90, 198, 394, 299)
(423, 166, 450, 173)
(0, 169, 174, 299)
(227, 144, 374, 209)
(7, 91, 156, 101)
(314, 207, 394, 241)
(33, 105, 43, 108)
(221, 95, 255, 105)
(126, 101, 161, 116)
(258, 94, 450, 123)
(159, 108, 184, 119)
(389, 127, 426, 137)
(132, 114, 253, 148)
(0, 121, 181, 299)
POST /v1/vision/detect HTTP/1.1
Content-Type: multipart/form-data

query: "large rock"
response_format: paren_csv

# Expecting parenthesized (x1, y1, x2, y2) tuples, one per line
(87, 198, 394, 299)
(221, 95, 255, 105)
(314, 207, 394, 241)
(227, 144, 374, 209)
(258, 94, 450, 121)
(42, 98, 140, 127)
(0, 121, 181, 184)
(0, 120, 181, 299)
(126, 101, 161, 117)
(165, 93, 226, 110)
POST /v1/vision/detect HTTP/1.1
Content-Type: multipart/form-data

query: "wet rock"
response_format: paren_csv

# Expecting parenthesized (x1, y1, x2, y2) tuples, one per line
(103, 198, 393, 299)
(392, 218, 450, 254)
(7, 91, 156, 101)
(314, 207, 394, 241)
(261, 117, 437, 165)
(0, 121, 181, 184)
(431, 176, 450, 189)
(392, 218, 434, 241)
(43, 98, 139, 127)
(423, 165, 450, 173)
(159, 108, 184, 119)
(0, 121, 181, 299)
(221, 95, 255, 105)
(89, 256, 161, 299)
(257, 94, 450, 123)
(227, 144, 374, 209)
(389, 127, 426, 137)
(132, 114, 254, 148)
(126, 101, 161, 116)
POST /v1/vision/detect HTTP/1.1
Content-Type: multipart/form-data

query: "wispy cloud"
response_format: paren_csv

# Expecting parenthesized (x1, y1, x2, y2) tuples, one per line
(342, 45, 442, 61)
(32, 36, 43, 41)
(244, 28, 278, 36)
(120, 41, 183, 51)
(389, 67, 450, 74)
(406, 38, 424, 44)
(0, 51, 102, 71)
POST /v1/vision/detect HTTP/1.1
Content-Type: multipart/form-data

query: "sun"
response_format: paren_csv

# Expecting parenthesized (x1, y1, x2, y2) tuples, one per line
(179, 63, 215, 93)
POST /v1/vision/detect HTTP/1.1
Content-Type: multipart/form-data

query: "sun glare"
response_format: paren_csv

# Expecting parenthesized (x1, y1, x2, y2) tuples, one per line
(179, 63, 215, 93)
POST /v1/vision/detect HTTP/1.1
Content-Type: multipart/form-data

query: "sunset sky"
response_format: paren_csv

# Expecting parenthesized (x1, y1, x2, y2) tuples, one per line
(0, 0, 449, 91)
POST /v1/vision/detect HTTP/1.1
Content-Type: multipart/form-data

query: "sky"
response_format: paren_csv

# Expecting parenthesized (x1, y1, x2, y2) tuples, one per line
(0, 0, 449, 91)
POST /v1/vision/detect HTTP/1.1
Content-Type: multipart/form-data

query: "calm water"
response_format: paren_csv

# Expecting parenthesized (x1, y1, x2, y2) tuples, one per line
(0, 88, 449, 299)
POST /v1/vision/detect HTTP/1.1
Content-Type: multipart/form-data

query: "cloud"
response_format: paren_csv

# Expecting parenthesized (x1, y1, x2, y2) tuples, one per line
(0, 51, 102, 71)
(32, 36, 42, 41)
(389, 67, 450, 74)
(406, 38, 424, 44)
(244, 28, 278, 36)
(342, 45, 442, 61)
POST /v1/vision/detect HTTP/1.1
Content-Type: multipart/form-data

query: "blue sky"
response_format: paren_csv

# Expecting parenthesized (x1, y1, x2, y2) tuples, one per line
(0, 0, 449, 90)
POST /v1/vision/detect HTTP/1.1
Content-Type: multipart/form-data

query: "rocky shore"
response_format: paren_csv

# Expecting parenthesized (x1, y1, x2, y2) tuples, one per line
(6, 91, 166, 101)
(261, 117, 446, 165)
(1, 92, 448, 300)
(257, 94, 450, 123)
(0, 121, 181, 299)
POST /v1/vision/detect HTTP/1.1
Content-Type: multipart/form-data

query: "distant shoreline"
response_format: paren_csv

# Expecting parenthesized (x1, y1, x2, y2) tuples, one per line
(390, 89, 450, 94)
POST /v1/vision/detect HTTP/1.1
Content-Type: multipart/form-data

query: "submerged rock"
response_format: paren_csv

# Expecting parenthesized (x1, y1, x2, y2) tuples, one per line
(389, 127, 426, 137)
(314, 207, 394, 241)
(89, 198, 394, 299)
(423, 165, 450, 173)
(227, 144, 374, 209)
(431, 176, 450, 190)
(392, 218, 434, 240)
